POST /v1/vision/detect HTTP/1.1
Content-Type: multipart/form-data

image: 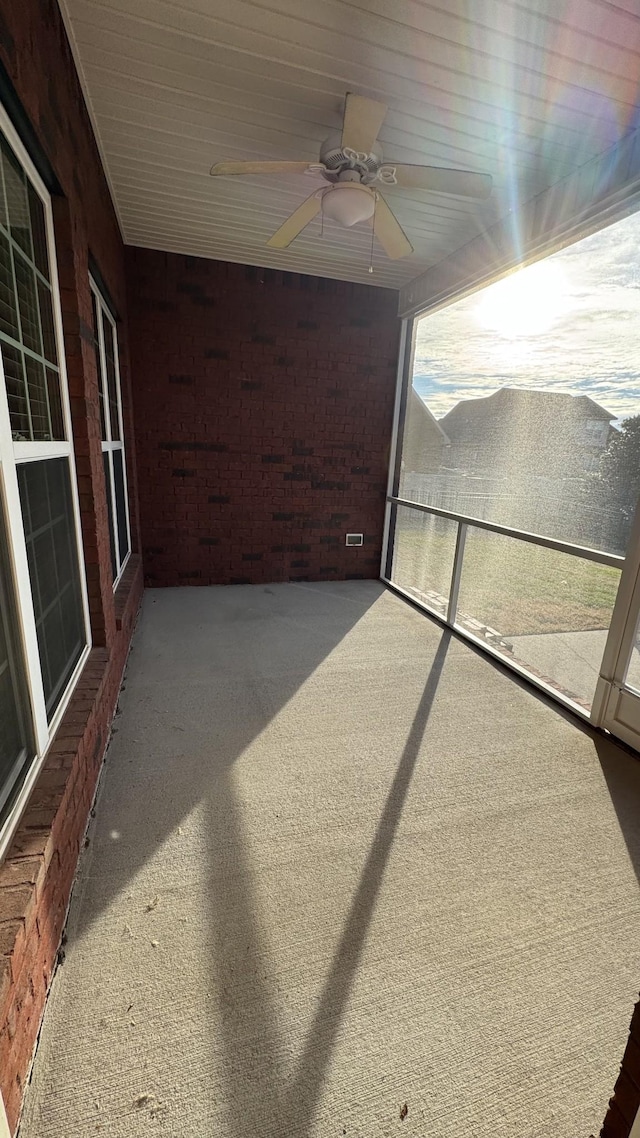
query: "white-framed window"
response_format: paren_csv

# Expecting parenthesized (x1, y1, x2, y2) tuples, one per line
(89, 278, 131, 587)
(0, 104, 91, 857)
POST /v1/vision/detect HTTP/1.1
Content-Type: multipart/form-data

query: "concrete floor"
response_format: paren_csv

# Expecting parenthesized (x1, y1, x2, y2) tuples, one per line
(18, 583, 640, 1138)
(509, 629, 640, 707)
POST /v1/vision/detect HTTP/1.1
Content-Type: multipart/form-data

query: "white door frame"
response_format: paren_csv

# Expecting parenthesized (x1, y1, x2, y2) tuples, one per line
(592, 495, 640, 749)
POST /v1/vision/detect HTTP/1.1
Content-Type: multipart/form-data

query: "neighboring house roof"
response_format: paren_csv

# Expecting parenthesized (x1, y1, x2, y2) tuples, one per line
(401, 389, 450, 473)
(440, 387, 615, 444)
(409, 388, 451, 443)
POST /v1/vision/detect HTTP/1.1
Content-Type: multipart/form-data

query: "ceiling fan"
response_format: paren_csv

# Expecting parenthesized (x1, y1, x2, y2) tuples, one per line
(210, 93, 492, 260)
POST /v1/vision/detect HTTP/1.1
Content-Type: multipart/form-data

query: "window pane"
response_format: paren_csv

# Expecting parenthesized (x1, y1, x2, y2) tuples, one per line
(37, 279, 57, 365)
(112, 448, 130, 566)
(94, 283, 128, 586)
(391, 504, 457, 619)
(102, 312, 120, 440)
(0, 499, 30, 817)
(92, 292, 106, 440)
(1, 138, 32, 257)
(24, 355, 50, 439)
(0, 146, 7, 231)
(46, 366, 64, 439)
(2, 343, 29, 439)
(0, 126, 64, 443)
(103, 451, 117, 578)
(18, 458, 85, 717)
(27, 182, 50, 280)
(0, 229, 19, 341)
(14, 252, 42, 355)
(19, 458, 48, 531)
(455, 528, 621, 709)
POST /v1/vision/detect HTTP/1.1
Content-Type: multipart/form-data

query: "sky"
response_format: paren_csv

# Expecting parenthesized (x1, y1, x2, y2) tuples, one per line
(412, 208, 640, 424)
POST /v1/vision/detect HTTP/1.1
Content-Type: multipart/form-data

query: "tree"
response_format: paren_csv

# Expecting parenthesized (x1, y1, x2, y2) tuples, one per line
(593, 415, 640, 549)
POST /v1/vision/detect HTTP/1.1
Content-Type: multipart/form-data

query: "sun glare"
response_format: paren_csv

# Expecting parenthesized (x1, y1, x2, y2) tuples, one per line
(475, 261, 571, 338)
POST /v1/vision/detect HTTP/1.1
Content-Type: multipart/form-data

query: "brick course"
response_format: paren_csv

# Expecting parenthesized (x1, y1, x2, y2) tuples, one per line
(127, 249, 401, 587)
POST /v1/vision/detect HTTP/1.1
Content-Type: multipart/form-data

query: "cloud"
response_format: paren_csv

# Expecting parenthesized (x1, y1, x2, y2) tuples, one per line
(412, 209, 640, 422)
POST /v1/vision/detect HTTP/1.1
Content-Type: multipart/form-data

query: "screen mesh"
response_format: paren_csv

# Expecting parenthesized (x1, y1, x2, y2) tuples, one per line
(18, 458, 85, 717)
(0, 498, 30, 816)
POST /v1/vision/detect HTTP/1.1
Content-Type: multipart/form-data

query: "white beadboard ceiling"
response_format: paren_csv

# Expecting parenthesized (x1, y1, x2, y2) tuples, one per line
(59, 0, 640, 290)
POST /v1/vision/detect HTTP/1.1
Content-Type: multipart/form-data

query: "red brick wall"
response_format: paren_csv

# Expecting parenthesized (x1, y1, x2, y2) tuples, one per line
(601, 995, 640, 1138)
(0, 1, 142, 1131)
(127, 248, 401, 586)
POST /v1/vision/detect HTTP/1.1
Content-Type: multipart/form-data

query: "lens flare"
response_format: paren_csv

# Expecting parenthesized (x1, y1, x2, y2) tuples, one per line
(475, 261, 571, 338)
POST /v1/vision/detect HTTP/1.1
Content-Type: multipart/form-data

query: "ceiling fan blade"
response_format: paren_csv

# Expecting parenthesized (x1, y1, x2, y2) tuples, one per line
(211, 160, 316, 176)
(341, 93, 388, 155)
(384, 164, 492, 199)
(373, 195, 413, 259)
(267, 192, 322, 249)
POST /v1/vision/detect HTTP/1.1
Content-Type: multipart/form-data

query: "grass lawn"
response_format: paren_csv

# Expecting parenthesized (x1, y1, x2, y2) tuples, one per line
(392, 521, 621, 637)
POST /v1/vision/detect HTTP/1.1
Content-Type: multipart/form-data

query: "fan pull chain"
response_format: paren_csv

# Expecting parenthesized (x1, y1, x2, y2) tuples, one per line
(369, 196, 376, 273)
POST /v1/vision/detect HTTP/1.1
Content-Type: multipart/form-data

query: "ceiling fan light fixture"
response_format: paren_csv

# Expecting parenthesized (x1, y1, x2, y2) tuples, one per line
(321, 184, 375, 227)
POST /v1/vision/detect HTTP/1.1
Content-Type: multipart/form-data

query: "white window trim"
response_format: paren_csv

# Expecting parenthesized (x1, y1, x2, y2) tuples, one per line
(0, 1090, 10, 1138)
(0, 103, 92, 862)
(12, 440, 70, 462)
(90, 275, 131, 590)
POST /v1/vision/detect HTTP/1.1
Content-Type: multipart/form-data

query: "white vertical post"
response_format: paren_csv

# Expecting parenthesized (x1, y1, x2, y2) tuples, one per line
(592, 492, 640, 726)
(447, 522, 467, 625)
(380, 317, 414, 581)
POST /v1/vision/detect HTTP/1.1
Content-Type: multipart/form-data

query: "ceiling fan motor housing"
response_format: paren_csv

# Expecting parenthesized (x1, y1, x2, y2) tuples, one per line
(319, 132, 383, 183)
